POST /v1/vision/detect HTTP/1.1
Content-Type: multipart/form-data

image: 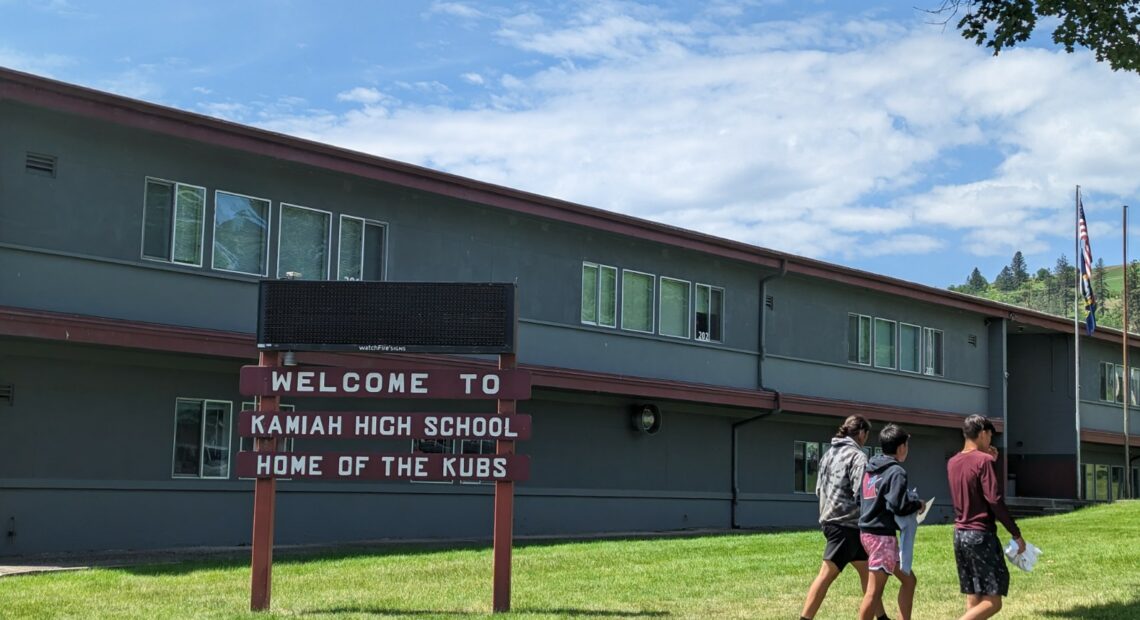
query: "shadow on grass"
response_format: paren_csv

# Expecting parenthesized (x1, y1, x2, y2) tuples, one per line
(1041, 596, 1140, 620)
(304, 606, 668, 617)
(79, 530, 781, 577)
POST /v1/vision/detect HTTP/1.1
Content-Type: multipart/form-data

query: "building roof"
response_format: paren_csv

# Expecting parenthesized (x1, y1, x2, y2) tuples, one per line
(0, 66, 1126, 344)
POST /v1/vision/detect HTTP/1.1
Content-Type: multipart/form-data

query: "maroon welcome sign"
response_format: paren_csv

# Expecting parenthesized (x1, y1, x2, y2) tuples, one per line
(244, 281, 527, 614)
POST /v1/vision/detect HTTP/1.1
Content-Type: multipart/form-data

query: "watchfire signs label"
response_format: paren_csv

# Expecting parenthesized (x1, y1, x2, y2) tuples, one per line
(235, 451, 531, 482)
(239, 366, 532, 399)
(238, 411, 532, 440)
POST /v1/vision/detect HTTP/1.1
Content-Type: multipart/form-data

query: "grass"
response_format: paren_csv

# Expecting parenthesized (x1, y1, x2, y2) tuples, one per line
(1, 502, 1138, 619)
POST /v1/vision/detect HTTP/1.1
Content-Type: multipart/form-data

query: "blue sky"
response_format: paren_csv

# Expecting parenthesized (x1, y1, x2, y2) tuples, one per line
(4, 0, 1140, 289)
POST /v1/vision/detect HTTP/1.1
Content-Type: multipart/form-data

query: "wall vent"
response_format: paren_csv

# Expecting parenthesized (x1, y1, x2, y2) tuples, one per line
(765, 295, 774, 309)
(968, 334, 978, 346)
(25, 152, 56, 177)
(0, 384, 12, 405)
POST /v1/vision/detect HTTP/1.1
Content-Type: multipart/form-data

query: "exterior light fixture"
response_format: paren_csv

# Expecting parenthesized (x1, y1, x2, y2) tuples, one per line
(631, 404, 662, 435)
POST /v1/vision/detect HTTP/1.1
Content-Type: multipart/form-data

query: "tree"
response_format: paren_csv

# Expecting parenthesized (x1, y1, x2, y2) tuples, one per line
(1093, 257, 1109, 303)
(967, 267, 989, 292)
(1128, 259, 1140, 332)
(1010, 251, 1029, 286)
(930, 1, 1140, 74)
(1049, 254, 1077, 315)
(995, 265, 1018, 291)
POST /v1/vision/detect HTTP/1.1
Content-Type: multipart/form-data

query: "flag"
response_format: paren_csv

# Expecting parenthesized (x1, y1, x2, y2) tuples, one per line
(1078, 198, 1097, 334)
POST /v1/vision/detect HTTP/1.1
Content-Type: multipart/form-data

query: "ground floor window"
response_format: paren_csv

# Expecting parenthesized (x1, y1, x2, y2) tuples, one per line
(171, 398, 232, 479)
(411, 438, 497, 484)
(793, 441, 827, 493)
(1082, 463, 1112, 501)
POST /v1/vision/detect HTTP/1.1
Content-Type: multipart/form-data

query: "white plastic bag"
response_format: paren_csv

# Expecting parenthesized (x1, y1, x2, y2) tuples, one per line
(1004, 539, 1041, 572)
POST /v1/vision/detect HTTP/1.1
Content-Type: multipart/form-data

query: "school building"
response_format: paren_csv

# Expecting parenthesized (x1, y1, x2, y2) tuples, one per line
(1, 67, 1136, 556)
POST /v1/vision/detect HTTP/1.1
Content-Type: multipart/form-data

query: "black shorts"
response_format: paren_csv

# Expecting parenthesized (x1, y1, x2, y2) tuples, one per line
(821, 524, 868, 571)
(954, 529, 1010, 596)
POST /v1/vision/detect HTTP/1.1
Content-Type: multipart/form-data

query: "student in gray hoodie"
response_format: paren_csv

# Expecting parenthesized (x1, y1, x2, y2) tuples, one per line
(858, 424, 923, 620)
(799, 415, 889, 620)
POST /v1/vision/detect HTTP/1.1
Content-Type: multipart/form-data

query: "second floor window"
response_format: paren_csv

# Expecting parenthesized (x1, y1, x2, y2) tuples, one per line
(874, 318, 897, 369)
(695, 284, 724, 342)
(142, 178, 206, 266)
(923, 327, 944, 376)
(338, 215, 386, 280)
(213, 191, 270, 276)
(1099, 362, 1140, 404)
(900, 323, 922, 373)
(278, 204, 331, 280)
(621, 270, 655, 333)
(848, 314, 871, 365)
(581, 262, 617, 327)
(659, 277, 691, 338)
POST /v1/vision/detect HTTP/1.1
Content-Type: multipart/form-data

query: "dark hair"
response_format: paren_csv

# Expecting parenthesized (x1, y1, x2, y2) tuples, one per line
(836, 415, 871, 439)
(962, 415, 996, 440)
(879, 424, 910, 455)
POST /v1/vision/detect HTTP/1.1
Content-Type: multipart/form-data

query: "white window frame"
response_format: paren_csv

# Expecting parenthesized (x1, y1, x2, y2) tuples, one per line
(620, 269, 656, 334)
(694, 283, 724, 343)
(409, 439, 457, 485)
(170, 398, 233, 480)
(923, 327, 945, 377)
(211, 190, 272, 277)
(141, 177, 206, 267)
(336, 214, 389, 281)
(873, 318, 897, 370)
(458, 439, 498, 486)
(899, 322, 923, 374)
(276, 203, 333, 280)
(658, 276, 692, 339)
(793, 440, 825, 494)
(580, 262, 618, 328)
(848, 313, 872, 366)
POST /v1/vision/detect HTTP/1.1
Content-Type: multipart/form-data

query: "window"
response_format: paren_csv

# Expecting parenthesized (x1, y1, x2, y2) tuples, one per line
(874, 318, 897, 369)
(1099, 363, 1136, 404)
(580, 263, 617, 327)
(923, 327, 944, 376)
(899, 323, 922, 373)
(171, 399, 232, 479)
(212, 191, 270, 276)
(1082, 463, 1111, 501)
(409, 438, 497, 484)
(621, 270, 654, 333)
(238, 402, 295, 453)
(793, 441, 824, 493)
(1111, 466, 1125, 501)
(659, 277, 691, 339)
(695, 284, 724, 342)
(848, 314, 871, 365)
(338, 215, 386, 281)
(277, 204, 331, 280)
(862, 446, 884, 459)
(142, 178, 206, 266)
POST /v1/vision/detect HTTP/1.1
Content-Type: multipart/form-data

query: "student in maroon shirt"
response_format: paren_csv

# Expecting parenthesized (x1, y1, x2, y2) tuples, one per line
(947, 415, 1026, 620)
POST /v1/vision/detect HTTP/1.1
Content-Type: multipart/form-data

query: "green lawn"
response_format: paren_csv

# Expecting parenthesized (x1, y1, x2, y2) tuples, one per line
(1, 502, 1138, 619)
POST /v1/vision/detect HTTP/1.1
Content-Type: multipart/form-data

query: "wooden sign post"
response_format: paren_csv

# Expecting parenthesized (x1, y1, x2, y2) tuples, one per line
(244, 281, 527, 613)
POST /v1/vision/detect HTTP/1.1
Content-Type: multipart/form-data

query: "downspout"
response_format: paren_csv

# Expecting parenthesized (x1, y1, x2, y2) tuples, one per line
(731, 259, 789, 529)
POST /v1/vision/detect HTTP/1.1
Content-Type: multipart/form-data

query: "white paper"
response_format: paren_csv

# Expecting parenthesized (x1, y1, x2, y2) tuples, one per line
(915, 497, 935, 525)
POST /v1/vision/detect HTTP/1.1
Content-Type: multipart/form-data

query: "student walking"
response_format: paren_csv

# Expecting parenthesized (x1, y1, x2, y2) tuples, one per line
(799, 415, 889, 620)
(857, 424, 922, 620)
(947, 415, 1025, 620)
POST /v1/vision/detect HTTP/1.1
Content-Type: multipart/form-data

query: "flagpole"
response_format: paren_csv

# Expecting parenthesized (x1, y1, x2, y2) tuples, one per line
(1125, 204, 1132, 499)
(1075, 185, 1083, 500)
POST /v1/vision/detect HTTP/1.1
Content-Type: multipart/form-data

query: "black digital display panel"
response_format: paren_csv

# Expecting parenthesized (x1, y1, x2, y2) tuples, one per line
(257, 281, 517, 354)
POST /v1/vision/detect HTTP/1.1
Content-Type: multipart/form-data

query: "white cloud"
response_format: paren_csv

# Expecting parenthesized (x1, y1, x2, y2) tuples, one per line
(251, 7, 1140, 265)
(429, 2, 486, 20)
(0, 47, 75, 76)
(336, 87, 389, 105)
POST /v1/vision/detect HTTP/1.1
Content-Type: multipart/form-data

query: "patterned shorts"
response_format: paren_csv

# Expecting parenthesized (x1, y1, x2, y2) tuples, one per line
(953, 529, 1010, 596)
(860, 532, 899, 574)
